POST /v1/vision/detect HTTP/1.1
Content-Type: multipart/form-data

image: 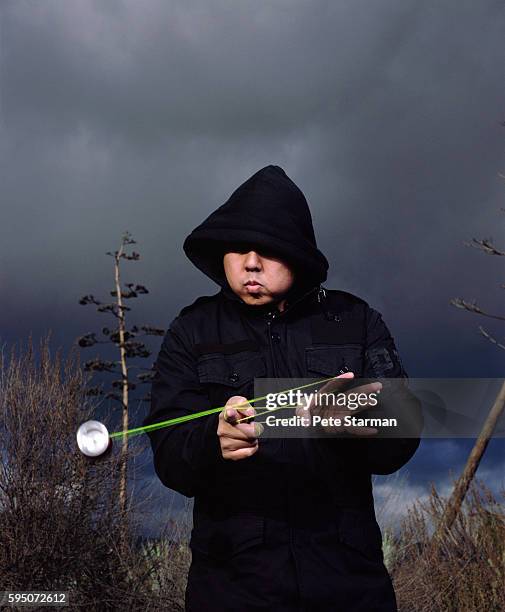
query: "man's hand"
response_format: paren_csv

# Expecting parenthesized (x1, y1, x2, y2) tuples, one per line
(296, 372, 382, 437)
(218, 396, 263, 461)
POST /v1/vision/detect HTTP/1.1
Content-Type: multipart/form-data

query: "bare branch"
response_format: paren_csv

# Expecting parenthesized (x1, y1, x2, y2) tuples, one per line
(109, 330, 137, 344)
(110, 289, 138, 299)
(77, 333, 100, 348)
(84, 359, 118, 373)
(79, 294, 102, 306)
(97, 303, 131, 316)
(123, 341, 151, 359)
(450, 298, 505, 321)
(121, 231, 136, 245)
(450, 298, 483, 314)
(463, 238, 505, 256)
(124, 283, 148, 294)
(97, 304, 119, 317)
(110, 283, 148, 299)
(136, 372, 156, 383)
(140, 325, 165, 336)
(102, 327, 116, 337)
(478, 326, 505, 351)
(111, 380, 137, 391)
(120, 252, 140, 261)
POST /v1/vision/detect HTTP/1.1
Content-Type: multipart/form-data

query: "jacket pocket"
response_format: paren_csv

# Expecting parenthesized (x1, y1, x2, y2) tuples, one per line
(189, 515, 265, 561)
(306, 344, 364, 378)
(196, 350, 266, 408)
(197, 351, 266, 388)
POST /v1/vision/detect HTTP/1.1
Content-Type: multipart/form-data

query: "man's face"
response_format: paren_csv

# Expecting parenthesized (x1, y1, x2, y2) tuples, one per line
(223, 243, 295, 307)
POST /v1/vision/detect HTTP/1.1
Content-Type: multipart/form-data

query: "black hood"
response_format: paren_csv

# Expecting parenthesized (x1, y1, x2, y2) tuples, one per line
(183, 165, 329, 297)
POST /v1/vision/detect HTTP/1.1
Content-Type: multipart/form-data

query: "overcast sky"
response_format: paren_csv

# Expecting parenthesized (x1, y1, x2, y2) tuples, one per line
(1, 1, 504, 530)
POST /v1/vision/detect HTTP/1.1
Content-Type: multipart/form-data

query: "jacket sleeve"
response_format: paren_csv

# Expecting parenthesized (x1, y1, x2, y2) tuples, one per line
(355, 306, 424, 474)
(142, 318, 223, 497)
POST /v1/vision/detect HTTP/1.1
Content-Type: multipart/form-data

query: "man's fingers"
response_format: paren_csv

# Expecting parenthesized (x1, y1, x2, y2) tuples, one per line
(235, 408, 256, 425)
(219, 400, 261, 440)
(307, 372, 356, 411)
(295, 403, 312, 426)
(224, 408, 254, 424)
(225, 405, 255, 420)
(219, 418, 258, 440)
(221, 435, 259, 452)
(219, 396, 262, 461)
(318, 375, 382, 398)
(317, 372, 355, 395)
(223, 442, 259, 461)
(235, 421, 258, 439)
(254, 422, 264, 437)
(309, 378, 382, 416)
(223, 396, 255, 423)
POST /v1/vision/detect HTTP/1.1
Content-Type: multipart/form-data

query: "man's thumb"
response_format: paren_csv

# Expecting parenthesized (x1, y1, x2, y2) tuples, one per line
(253, 422, 264, 437)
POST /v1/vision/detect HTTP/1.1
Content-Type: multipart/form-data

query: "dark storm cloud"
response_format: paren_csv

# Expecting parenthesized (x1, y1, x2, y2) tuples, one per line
(2, 2, 437, 142)
(2, 2, 503, 353)
(1, 1, 504, 518)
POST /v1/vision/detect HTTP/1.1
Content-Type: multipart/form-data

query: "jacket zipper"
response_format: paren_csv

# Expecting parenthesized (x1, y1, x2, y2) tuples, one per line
(266, 310, 303, 606)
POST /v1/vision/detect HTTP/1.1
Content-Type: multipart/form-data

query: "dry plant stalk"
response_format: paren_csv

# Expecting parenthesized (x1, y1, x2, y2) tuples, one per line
(391, 479, 505, 612)
(0, 335, 186, 610)
(77, 231, 165, 549)
(112, 238, 132, 534)
(444, 206, 505, 536)
(433, 381, 505, 540)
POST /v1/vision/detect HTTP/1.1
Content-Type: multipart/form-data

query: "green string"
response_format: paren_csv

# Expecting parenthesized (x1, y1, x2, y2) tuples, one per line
(109, 375, 337, 439)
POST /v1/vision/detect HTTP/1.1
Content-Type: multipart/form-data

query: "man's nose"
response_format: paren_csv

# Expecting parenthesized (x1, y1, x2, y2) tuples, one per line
(244, 251, 262, 270)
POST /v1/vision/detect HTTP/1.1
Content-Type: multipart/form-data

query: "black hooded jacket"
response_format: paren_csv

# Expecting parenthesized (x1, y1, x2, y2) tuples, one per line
(144, 166, 423, 612)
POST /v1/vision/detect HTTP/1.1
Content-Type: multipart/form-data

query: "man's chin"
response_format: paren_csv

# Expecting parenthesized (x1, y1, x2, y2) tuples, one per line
(241, 293, 271, 305)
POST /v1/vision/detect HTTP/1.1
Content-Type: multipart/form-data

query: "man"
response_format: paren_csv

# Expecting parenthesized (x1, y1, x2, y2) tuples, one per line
(144, 165, 423, 611)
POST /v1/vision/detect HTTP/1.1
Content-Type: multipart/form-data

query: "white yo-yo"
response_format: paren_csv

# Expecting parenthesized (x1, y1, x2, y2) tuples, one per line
(76, 420, 112, 457)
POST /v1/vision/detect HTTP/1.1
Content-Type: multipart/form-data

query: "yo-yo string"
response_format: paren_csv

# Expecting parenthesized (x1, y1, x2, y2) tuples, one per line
(109, 375, 339, 439)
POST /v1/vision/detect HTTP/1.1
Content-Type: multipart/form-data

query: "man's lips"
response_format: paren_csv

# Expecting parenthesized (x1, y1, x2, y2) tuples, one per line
(244, 281, 263, 293)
